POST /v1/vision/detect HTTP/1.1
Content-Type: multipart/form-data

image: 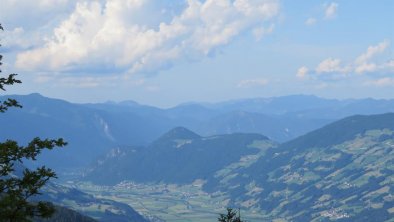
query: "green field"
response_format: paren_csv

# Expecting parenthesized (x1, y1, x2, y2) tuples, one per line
(70, 181, 269, 222)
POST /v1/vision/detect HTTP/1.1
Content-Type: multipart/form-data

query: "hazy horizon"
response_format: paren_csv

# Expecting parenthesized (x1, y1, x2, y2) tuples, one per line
(6, 91, 394, 109)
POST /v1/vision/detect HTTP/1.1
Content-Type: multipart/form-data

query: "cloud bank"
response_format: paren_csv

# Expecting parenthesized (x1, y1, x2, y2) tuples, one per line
(13, 0, 280, 75)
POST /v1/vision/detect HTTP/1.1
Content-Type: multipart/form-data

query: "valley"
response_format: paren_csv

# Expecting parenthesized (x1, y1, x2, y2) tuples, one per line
(69, 181, 269, 222)
(77, 113, 394, 221)
(69, 124, 394, 221)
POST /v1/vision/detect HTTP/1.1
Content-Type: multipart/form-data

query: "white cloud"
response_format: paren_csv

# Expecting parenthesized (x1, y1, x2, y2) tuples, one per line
(296, 66, 309, 79)
(304, 2, 337, 26)
(237, 78, 268, 88)
(355, 63, 377, 74)
(0, 0, 74, 22)
(298, 40, 393, 80)
(1, 27, 38, 50)
(0, 0, 81, 58)
(354, 40, 390, 74)
(355, 40, 389, 64)
(13, 0, 280, 75)
(316, 58, 350, 74)
(305, 17, 317, 26)
(324, 2, 338, 19)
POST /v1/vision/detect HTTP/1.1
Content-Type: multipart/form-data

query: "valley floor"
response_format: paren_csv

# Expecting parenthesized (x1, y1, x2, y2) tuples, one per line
(69, 181, 269, 222)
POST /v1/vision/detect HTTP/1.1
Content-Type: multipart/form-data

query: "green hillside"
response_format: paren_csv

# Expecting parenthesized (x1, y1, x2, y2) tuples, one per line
(207, 113, 394, 221)
(37, 183, 148, 222)
(84, 127, 275, 185)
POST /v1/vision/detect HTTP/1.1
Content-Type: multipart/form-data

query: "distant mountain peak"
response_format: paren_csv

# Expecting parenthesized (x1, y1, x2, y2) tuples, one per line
(118, 100, 140, 106)
(157, 127, 201, 142)
(28, 92, 44, 97)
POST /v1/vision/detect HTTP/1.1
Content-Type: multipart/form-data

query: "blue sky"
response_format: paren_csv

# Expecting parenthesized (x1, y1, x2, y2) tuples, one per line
(1, 0, 393, 107)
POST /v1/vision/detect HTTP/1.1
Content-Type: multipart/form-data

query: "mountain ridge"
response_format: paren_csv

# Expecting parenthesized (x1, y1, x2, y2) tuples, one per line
(84, 127, 274, 185)
(3, 93, 394, 170)
(205, 112, 394, 221)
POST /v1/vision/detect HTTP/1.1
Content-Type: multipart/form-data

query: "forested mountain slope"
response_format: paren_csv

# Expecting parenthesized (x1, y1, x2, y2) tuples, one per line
(206, 113, 394, 221)
(84, 127, 275, 185)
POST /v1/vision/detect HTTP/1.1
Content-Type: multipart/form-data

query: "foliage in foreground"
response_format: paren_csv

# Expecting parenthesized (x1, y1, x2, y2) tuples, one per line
(0, 23, 67, 222)
(218, 208, 244, 222)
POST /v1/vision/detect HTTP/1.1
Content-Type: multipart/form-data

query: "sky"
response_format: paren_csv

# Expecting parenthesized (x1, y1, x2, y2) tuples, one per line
(0, 0, 393, 107)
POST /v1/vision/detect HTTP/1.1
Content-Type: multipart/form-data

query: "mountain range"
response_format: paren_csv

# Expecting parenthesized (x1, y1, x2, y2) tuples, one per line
(85, 113, 394, 221)
(3, 93, 394, 171)
(2, 93, 394, 221)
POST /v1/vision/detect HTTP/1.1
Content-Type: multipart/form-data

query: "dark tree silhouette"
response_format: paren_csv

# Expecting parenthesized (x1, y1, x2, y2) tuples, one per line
(0, 23, 67, 222)
(218, 208, 244, 222)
